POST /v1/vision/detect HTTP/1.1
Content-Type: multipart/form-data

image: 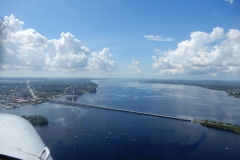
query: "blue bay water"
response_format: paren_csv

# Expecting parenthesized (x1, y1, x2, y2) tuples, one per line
(79, 79, 240, 124)
(1, 79, 240, 159)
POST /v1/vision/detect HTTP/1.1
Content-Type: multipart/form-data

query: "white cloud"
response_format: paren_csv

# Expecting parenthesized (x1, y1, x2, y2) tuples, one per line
(152, 27, 240, 77)
(144, 35, 174, 41)
(154, 49, 164, 55)
(0, 14, 116, 72)
(225, 0, 234, 4)
(127, 60, 141, 74)
(86, 48, 116, 72)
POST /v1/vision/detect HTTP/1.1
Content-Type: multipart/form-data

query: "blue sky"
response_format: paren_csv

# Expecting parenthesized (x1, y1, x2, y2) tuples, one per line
(0, 0, 240, 79)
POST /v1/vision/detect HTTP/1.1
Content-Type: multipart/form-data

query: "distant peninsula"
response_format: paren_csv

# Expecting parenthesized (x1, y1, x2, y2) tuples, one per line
(141, 80, 240, 99)
(193, 120, 240, 135)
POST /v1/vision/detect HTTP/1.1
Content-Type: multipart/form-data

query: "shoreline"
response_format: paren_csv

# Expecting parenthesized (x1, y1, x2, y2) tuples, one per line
(193, 120, 240, 135)
(140, 80, 240, 99)
(0, 91, 98, 109)
(2, 97, 240, 135)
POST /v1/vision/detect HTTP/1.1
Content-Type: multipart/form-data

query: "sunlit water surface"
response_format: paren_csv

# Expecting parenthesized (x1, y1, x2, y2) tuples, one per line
(1, 79, 240, 159)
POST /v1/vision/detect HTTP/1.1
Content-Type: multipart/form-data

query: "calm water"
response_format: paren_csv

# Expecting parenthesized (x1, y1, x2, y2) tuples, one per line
(1, 79, 240, 159)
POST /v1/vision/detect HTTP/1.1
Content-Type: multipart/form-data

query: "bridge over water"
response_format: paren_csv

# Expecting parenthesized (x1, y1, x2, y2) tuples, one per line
(49, 99, 192, 122)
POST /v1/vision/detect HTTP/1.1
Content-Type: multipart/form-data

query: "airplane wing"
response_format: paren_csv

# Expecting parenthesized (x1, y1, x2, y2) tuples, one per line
(0, 113, 53, 160)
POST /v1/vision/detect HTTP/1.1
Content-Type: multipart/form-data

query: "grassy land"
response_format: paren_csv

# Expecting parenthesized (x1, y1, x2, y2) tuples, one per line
(193, 120, 240, 134)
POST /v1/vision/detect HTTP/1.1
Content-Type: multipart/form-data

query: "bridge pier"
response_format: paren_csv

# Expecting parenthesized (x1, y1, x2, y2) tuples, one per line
(49, 99, 192, 122)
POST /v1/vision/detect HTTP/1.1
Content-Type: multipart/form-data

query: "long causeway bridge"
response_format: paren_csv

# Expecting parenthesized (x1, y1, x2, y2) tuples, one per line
(49, 99, 192, 122)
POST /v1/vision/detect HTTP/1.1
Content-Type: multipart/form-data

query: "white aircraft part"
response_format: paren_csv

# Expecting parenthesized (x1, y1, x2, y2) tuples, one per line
(0, 113, 53, 160)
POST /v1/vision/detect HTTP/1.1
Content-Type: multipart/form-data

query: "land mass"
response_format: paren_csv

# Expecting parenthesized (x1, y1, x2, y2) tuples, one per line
(2, 78, 240, 135)
(22, 115, 49, 126)
(193, 119, 240, 135)
(0, 78, 98, 107)
(141, 80, 240, 98)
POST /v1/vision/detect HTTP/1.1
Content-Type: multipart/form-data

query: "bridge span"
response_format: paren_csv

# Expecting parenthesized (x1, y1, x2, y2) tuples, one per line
(49, 99, 192, 122)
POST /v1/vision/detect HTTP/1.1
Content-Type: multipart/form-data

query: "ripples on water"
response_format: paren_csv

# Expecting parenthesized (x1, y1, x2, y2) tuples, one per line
(1, 79, 240, 159)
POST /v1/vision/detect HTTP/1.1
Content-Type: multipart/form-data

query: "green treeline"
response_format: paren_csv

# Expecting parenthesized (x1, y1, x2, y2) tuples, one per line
(22, 115, 49, 126)
(200, 120, 240, 134)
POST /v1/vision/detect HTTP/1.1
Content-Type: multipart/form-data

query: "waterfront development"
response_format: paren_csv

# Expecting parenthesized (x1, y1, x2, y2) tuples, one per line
(1, 79, 240, 159)
(0, 78, 97, 107)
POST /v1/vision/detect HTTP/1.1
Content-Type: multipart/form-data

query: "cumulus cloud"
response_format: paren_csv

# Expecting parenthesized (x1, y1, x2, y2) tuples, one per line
(152, 27, 240, 77)
(127, 60, 141, 74)
(225, 0, 234, 4)
(0, 14, 116, 72)
(87, 48, 116, 72)
(144, 35, 174, 41)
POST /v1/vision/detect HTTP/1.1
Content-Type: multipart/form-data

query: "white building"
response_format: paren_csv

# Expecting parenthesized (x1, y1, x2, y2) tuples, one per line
(64, 86, 82, 95)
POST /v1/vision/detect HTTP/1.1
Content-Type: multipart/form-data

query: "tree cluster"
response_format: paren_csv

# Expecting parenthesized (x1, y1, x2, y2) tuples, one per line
(200, 120, 240, 134)
(22, 115, 48, 126)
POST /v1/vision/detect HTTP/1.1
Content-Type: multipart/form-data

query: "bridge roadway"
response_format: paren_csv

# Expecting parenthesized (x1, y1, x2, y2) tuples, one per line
(49, 99, 192, 122)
